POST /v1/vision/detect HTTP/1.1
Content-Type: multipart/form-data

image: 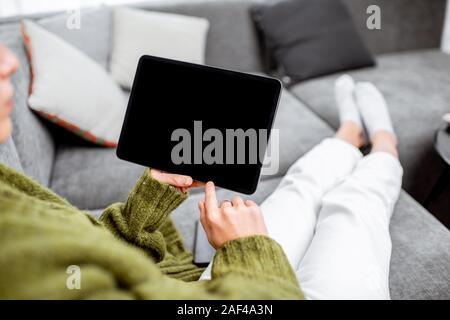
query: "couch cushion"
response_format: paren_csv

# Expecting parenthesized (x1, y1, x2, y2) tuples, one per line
(134, 0, 263, 72)
(390, 191, 450, 300)
(0, 23, 56, 186)
(50, 145, 144, 209)
(267, 89, 334, 179)
(0, 138, 24, 173)
(290, 49, 450, 204)
(37, 7, 112, 69)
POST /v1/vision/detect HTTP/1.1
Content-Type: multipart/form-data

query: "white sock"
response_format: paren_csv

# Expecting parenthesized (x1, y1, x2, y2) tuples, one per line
(355, 82, 395, 140)
(334, 75, 362, 127)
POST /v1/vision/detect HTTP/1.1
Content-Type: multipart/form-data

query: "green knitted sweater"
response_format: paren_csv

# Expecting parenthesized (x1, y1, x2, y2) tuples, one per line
(0, 164, 303, 299)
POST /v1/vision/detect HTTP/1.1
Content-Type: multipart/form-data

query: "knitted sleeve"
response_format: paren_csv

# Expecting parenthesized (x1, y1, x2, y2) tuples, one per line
(99, 170, 187, 262)
(207, 236, 304, 299)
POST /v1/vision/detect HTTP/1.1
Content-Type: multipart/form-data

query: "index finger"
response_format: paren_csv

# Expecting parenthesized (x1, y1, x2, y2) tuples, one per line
(150, 168, 193, 187)
(204, 181, 218, 213)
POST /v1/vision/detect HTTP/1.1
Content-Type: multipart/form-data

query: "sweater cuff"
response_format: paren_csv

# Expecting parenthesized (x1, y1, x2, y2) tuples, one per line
(124, 170, 188, 232)
(211, 235, 298, 283)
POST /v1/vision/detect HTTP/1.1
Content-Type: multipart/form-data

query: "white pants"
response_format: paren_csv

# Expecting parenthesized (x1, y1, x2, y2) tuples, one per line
(200, 138, 403, 300)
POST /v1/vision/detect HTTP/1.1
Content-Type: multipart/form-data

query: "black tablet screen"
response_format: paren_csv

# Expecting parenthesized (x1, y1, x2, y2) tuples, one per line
(117, 55, 281, 194)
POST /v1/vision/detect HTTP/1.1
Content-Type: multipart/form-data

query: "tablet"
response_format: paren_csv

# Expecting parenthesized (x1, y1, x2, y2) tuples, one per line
(117, 55, 281, 194)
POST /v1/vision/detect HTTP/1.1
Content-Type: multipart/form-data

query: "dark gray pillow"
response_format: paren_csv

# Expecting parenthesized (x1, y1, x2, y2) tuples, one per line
(251, 0, 375, 86)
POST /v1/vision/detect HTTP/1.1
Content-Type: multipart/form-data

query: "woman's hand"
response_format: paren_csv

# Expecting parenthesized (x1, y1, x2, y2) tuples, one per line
(198, 181, 268, 249)
(149, 168, 204, 193)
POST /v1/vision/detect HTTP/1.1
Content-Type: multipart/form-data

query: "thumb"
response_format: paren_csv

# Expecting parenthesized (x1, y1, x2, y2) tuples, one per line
(150, 169, 193, 187)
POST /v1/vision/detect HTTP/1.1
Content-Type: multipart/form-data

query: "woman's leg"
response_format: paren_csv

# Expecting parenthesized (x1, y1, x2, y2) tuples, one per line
(258, 135, 362, 270)
(296, 83, 402, 300)
(199, 75, 364, 280)
(256, 76, 365, 270)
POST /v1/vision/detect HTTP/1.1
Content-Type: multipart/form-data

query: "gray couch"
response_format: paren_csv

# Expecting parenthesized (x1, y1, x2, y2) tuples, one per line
(0, 0, 449, 299)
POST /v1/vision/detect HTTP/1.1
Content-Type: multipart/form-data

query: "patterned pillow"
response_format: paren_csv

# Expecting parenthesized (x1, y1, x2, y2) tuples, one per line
(21, 20, 127, 147)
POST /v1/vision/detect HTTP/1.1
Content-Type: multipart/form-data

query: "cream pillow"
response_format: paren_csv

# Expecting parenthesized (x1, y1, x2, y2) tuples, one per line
(22, 20, 127, 147)
(110, 7, 210, 89)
